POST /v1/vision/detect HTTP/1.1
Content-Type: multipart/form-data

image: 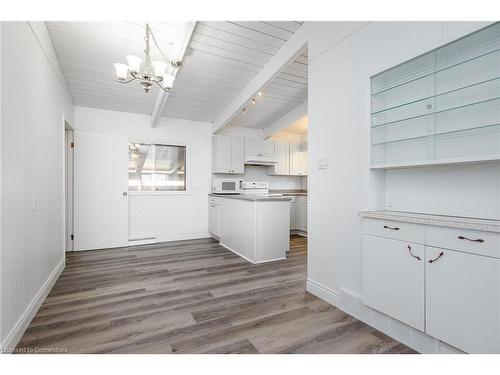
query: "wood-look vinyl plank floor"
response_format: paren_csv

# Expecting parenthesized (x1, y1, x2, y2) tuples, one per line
(16, 235, 417, 354)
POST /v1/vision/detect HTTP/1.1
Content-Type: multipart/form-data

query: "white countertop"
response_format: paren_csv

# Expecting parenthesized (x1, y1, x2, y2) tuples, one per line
(209, 193, 292, 202)
(359, 210, 500, 233)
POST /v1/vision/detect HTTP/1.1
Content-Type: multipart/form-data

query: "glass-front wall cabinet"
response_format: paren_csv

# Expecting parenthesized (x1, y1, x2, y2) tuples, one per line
(371, 22, 500, 167)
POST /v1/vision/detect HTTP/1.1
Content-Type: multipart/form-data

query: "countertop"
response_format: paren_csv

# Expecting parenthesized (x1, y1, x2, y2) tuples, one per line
(209, 193, 292, 202)
(269, 189, 308, 197)
(359, 210, 500, 233)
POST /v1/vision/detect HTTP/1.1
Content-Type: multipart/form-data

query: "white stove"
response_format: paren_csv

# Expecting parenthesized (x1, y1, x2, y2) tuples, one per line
(242, 181, 282, 197)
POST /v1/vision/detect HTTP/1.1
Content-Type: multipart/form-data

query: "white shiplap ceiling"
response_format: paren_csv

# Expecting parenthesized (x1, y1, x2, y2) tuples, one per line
(47, 21, 306, 128)
(226, 49, 308, 129)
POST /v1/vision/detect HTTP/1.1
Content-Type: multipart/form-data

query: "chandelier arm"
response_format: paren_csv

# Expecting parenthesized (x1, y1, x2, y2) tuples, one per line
(154, 79, 170, 93)
(148, 26, 176, 67)
(116, 76, 138, 84)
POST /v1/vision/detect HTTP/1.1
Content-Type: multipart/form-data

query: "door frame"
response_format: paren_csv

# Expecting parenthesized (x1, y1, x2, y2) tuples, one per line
(63, 114, 74, 252)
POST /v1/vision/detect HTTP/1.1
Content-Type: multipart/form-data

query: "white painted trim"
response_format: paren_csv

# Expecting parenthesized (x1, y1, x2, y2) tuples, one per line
(307, 281, 465, 354)
(212, 23, 308, 134)
(151, 22, 196, 127)
(1, 258, 64, 353)
(219, 242, 286, 265)
(128, 191, 190, 196)
(306, 279, 341, 306)
(263, 101, 307, 139)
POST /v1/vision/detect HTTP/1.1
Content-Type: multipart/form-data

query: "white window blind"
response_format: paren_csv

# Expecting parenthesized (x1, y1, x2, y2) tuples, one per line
(371, 23, 500, 167)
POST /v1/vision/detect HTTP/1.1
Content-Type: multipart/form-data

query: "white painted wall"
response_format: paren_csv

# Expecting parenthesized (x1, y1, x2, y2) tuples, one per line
(386, 163, 500, 220)
(0, 22, 74, 350)
(74, 106, 212, 244)
(307, 21, 493, 352)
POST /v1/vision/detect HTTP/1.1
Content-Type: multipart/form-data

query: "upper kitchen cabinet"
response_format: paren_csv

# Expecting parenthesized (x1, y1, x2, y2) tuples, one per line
(212, 135, 245, 174)
(245, 138, 275, 159)
(370, 22, 500, 169)
(290, 142, 308, 176)
(269, 140, 290, 175)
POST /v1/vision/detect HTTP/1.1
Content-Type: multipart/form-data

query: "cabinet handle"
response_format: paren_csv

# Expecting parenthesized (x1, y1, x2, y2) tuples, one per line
(407, 245, 421, 261)
(457, 235, 484, 243)
(428, 251, 444, 264)
(383, 225, 400, 231)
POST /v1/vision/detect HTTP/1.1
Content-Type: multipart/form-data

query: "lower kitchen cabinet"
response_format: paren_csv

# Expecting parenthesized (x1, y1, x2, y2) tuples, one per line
(362, 215, 500, 353)
(290, 199, 296, 230)
(426, 246, 500, 353)
(208, 197, 220, 237)
(296, 198, 307, 232)
(363, 234, 425, 331)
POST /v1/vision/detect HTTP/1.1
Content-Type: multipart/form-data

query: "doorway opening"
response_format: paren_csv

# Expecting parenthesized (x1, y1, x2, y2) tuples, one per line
(64, 121, 74, 252)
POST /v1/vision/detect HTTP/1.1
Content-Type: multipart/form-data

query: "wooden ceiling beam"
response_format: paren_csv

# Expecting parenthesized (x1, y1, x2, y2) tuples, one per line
(151, 21, 196, 127)
(263, 100, 307, 139)
(211, 23, 308, 134)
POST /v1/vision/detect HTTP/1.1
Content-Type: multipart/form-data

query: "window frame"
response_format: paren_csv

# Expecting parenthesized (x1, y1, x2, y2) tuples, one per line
(128, 139, 190, 196)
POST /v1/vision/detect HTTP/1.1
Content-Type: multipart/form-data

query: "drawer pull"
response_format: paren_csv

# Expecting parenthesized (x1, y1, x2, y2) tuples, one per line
(383, 225, 400, 231)
(457, 235, 484, 243)
(428, 251, 444, 264)
(407, 245, 421, 261)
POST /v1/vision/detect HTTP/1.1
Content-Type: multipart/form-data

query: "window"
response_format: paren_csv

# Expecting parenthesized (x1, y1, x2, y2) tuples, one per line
(128, 143, 186, 191)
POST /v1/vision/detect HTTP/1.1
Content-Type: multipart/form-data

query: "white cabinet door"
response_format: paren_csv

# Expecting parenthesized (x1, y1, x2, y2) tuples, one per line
(290, 142, 307, 176)
(363, 234, 425, 331)
(245, 138, 275, 158)
(262, 139, 275, 158)
(212, 135, 231, 173)
(426, 246, 500, 353)
(208, 203, 220, 237)
(74, 131, 129, 251)
(230, 136, 245, 174)
(290, 201, 296, 230)
(301, 142, 308, 175)
(271, 141, 290, 175)
(295, 201, 307, 232)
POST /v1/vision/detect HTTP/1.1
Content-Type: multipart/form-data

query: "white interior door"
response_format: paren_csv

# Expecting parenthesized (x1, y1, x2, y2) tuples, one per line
(74, 130, 129, 251)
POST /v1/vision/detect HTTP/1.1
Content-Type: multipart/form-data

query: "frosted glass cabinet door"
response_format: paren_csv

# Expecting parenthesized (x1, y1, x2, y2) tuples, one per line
(426, 246, 500, 353)
(363, 234, 425, 331)
(370, 22, 500, 167)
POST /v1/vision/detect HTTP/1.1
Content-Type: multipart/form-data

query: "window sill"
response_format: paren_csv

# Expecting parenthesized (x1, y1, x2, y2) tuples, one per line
(128, 191, 191, 196)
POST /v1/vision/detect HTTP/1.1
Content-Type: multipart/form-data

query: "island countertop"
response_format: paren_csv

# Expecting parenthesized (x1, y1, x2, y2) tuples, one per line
(209, 193, 292, 202)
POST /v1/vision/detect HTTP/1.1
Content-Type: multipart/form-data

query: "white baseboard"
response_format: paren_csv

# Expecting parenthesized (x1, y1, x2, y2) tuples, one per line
(306, 279, 464, 354)
(1, 257, 65, 353)
(306, 279, 341, 306)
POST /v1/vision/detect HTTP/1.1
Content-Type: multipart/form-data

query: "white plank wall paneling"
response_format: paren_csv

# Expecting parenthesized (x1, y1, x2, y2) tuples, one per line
(1, 22, 74, 351)
(74, 106, 212, 244)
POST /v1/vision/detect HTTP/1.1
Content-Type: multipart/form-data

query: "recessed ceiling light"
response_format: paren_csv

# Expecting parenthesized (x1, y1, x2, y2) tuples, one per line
(258, 91, 262, 96)
(252, 98, 256, 105)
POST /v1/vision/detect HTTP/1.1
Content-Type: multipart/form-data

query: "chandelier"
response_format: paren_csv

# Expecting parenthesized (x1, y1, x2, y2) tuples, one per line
(113, 23, 181, 93)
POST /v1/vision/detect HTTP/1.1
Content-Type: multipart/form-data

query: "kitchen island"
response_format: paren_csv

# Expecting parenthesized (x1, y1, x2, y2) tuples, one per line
(209, 193, 291, 263)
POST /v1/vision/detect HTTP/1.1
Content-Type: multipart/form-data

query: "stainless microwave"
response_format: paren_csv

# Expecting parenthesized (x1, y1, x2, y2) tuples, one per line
(212, 178, 243, 194)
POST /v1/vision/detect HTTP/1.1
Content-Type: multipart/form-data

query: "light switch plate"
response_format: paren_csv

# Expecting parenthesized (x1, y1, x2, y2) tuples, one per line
(317, 158, 328, 169)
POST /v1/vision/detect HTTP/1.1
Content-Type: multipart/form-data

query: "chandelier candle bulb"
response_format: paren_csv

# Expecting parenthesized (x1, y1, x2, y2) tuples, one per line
(152, 61, 167, 78)
(126, 55, 142, 74)
(114, 63, 129, 80)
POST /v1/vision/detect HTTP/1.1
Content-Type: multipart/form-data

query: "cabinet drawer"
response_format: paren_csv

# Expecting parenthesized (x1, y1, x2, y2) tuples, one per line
(209, 196, 220, 206)
(427, 226, 500, 259)
(363, 218, 425, 244)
